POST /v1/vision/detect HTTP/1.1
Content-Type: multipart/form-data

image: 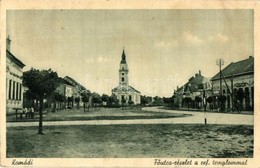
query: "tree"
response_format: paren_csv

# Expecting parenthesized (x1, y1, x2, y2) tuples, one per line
(206, 96, 214, 111)
(141, 95, 148, 106)
(75, 97, 81, 109)
(23, 68, 60, 134)
(195, 96, 202, 109)
(92, 92, 102, 108)
(67, 96, 73, 108)
(108, 94, 119, 107)
(183, 97, 192, 110)
(53, 92, 63, 111)
(101, 94, 110, 106)
(128, 100, 134, 108)
(153, 96, 164, 106)
(163, 96, 174, 107)
(218, 95, 227, 112)
(81, 91, 90, 112)
(121, 97, 126, 109)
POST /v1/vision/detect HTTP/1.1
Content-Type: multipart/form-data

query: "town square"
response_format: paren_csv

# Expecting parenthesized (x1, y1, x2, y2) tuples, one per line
(4, 9, 254, 159)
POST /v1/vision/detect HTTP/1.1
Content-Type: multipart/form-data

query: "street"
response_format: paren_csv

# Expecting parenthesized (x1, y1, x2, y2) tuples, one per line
(7, 107, 253, 127)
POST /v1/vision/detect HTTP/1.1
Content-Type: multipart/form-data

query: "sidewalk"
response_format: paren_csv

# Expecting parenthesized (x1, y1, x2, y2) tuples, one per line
(160, 107, 254, 115)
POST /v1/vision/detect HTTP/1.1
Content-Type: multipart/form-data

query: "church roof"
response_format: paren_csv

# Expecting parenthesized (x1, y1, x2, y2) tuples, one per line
(112, 85, 140, 94)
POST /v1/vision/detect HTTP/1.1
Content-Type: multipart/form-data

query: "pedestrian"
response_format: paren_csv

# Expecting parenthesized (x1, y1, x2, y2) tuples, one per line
(24, 107, 28, 118)
(31, 107, 35, 119)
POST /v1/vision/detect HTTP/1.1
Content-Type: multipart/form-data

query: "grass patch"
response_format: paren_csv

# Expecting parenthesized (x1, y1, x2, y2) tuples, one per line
(7, 107, 190, 122)
(7, 124, 253, 158)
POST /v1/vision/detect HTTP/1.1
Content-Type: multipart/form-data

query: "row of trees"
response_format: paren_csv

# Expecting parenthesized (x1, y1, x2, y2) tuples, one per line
(182, 89, 245, 112)
(140, 95, 174, 107)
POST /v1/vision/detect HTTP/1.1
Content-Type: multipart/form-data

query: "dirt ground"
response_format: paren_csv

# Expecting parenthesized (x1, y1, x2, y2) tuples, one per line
(7, 124, 253, 158)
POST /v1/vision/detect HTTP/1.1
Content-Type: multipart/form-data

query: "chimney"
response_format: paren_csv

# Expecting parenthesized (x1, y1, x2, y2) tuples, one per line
(249, 56, 253, 59)
(6, 36, 11, 51)
(199, 70, 201, 76)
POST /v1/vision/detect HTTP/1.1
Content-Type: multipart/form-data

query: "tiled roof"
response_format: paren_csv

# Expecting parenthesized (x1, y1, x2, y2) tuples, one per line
(59, 78, 74, 86)
(211, 56, 254, 81)
(175, 73, 212, 94)
(64, 76, 87, 91)
(6, 50, 25, 68)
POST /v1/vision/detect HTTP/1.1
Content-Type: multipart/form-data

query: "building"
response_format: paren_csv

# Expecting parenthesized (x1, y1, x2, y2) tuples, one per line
(174, 71, 212, 109)
(112, 49, 141, 105)
(55, 78, 76, 108)
(63, 76, 90, 107)
(211, 56, 254, 111)
(6, 37, 26, 114)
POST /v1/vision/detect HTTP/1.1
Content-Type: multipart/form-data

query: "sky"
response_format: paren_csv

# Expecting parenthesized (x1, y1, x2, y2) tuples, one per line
(6, 9, 253, 97)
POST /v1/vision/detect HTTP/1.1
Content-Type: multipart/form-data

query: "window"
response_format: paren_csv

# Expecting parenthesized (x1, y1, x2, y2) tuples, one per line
(122, 73, 124, 75)
(8, 80, 12, 100)
(12, 81, 15, 100)
(129, 95, 132, 101)
(16, 82, 19, 100)
(19, 83, 22, 100)
(122, 77, 124, 82)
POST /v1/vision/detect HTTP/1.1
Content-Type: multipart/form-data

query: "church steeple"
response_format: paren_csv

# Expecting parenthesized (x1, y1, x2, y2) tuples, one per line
(121, 48, 126, 64)
(119, 48, 128, 85)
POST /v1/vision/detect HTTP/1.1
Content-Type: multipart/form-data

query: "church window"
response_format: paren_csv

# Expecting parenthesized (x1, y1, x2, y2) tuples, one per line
(122, 77, 124, 82)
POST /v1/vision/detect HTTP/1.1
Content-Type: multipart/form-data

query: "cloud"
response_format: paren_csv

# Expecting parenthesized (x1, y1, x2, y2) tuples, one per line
(208, 33, 229, 43)
(155, 32, 229, 49)
(182, 32, 203, 45)
(85, 56, 112, 63)
(97, 56, 112, 63)
(155, 39, 178, 48)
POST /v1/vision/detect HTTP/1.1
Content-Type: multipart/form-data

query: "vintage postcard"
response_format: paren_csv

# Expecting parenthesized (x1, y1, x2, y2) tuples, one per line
(0, 0, 260, 167)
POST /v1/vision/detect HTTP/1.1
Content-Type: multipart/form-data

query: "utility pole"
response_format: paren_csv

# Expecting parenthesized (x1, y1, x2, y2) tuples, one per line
(203, 90, 207, 125)
(231, 74, 234, 111)
(216, 59, 224, 95)
(216, 59, 224, 111)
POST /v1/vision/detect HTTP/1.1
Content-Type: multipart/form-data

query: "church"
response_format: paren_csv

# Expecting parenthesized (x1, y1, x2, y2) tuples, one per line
(112, 49, 141, 105)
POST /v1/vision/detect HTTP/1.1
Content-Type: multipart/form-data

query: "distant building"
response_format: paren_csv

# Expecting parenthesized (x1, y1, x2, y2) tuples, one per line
(174, 71, 212, 108)
(211, 56, 254, 111)
(63, 76, 90, 107)
(6, 37, 26, 113)
(112, 49, 141, 105)
(55, 78, 76, 108)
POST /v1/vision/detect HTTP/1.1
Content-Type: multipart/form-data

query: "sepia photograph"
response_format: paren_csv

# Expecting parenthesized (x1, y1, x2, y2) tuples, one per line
(1, 1, 259, 167)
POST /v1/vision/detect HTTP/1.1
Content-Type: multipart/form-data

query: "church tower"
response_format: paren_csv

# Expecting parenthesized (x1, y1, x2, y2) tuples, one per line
(112, 48, 141, 105)
(119, 49, 129, 86)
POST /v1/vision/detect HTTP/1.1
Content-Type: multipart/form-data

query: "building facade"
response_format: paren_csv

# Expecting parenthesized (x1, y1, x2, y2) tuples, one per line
(112, 49, 141, 105)
(211, 56, 254, 111)
(174, 71, 212, 108)
(6, 37, 26, 114)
